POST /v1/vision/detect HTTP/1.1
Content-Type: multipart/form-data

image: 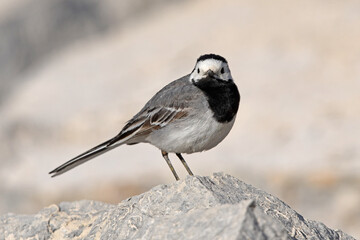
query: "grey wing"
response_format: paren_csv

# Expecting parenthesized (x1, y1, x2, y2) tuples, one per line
(141, 74, 204, 109)
(110, 74, 203, 145)
(49, 75, 200, 177)
(108, 106, 187, 146)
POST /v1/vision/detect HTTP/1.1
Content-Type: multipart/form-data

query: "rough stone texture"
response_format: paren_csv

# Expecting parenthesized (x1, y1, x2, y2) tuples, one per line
(0, 173, 354, 240)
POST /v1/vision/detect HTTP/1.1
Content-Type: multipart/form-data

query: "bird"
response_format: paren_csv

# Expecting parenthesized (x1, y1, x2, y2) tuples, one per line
(49, 54, 240, 180)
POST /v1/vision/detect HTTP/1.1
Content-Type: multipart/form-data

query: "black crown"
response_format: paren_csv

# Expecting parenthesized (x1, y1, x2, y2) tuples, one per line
(197, 54, 227, 63)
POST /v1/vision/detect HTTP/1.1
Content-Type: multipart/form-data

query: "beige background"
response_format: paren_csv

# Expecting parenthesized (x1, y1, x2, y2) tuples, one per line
(0, 0, 359, 238)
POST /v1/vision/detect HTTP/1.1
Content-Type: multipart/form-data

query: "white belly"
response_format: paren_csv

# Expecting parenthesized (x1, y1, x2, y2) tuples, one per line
(146, 109, 236, 154)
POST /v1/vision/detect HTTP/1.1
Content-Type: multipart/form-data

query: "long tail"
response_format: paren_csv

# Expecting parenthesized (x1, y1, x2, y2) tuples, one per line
(49, 135, 125, 177)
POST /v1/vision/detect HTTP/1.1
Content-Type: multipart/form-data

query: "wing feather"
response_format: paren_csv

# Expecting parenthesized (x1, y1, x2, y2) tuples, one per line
(110, 107, 188, 144)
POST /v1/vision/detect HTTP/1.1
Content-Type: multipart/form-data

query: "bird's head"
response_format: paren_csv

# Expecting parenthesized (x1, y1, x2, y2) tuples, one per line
(190, 54, 233, 83)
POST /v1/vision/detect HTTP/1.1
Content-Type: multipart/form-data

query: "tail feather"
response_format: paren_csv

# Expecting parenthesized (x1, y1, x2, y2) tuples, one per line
(49, 136, 123, 177)
(49, 113, 147, 177)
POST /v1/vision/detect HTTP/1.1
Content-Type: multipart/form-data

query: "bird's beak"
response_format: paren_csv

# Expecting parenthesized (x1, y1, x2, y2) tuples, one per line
(205, 70, 215, 78)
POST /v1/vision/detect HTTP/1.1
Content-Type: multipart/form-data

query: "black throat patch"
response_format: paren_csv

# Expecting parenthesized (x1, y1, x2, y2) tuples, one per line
(193, 77, 240, 123)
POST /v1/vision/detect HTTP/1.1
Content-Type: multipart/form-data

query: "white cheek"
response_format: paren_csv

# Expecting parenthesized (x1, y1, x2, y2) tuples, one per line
(189, 71, 204, 83)
(223, 72, 233, 81)
(189, 72, 197, 82)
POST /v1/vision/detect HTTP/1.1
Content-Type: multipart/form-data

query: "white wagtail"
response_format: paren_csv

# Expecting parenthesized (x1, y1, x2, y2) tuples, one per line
(49, 54, 240, 180)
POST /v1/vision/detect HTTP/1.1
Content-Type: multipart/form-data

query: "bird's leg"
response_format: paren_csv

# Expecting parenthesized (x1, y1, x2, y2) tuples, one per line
(176, 153, 194, 176)
(161, 151, 180, 181)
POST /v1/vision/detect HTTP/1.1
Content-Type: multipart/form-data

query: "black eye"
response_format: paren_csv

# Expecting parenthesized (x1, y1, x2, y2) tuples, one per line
(221, 67, 225, 74)
(197, 68, 200, 73)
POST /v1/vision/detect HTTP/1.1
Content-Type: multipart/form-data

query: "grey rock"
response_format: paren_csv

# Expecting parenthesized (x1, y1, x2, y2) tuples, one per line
(0, 173, 355, 239)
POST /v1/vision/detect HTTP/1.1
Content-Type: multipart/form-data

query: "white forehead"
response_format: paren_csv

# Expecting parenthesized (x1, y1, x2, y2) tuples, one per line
(196, 59, 224, 71)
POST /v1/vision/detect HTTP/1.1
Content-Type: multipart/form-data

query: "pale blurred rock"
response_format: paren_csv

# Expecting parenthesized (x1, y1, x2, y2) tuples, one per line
(0, 173, 354, 239)
(0, 0, 179, 103)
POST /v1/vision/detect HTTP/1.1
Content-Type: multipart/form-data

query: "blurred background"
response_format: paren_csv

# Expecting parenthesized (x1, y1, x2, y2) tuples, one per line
(0, 0, 359, 238)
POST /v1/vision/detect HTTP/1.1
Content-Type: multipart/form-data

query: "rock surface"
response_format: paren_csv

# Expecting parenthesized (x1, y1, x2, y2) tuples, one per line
(0, 173, 354, 240)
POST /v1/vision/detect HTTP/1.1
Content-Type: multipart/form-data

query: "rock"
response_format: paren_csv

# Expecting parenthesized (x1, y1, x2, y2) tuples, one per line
(0, 173, 355, 239)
